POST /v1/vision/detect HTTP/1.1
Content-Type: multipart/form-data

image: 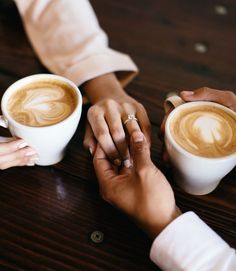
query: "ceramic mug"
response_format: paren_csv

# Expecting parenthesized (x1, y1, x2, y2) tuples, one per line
(0, 74, 82, 166)
(164, 95, 236, 195)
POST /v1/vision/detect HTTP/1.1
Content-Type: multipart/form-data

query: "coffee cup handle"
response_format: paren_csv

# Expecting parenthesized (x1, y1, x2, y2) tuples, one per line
(0, 116, 9, 128)
(164, 94, 185, 113)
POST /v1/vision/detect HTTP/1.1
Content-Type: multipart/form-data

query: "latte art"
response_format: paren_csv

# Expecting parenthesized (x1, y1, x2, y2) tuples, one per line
(7, 81, 77, 127)
(170, 105, 236, 158)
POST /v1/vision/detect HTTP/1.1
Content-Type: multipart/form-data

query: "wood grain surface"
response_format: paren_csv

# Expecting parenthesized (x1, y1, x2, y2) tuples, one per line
(0, 1, 235, 270)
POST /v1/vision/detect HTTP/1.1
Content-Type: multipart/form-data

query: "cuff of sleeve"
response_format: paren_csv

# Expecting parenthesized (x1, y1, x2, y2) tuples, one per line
(62, 49, 138, 87)
(150, 211, 235, 271)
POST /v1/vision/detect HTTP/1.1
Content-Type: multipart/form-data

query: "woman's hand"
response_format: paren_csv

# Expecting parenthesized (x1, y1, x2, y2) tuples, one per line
(0, 138, 38, 170)
(93, 131, 181, 239)
(83, 73, 151, 167)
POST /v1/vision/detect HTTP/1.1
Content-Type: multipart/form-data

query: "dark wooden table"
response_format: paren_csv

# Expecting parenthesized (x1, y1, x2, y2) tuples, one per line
(0, 1, 235, 270)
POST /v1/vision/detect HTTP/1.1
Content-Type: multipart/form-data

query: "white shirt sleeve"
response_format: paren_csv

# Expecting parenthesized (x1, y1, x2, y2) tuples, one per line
(14, 0, 138, 86)
(150, 212, 236, 271)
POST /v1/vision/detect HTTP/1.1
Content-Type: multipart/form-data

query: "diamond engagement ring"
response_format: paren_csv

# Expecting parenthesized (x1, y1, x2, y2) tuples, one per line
(123, 114, 138, 126)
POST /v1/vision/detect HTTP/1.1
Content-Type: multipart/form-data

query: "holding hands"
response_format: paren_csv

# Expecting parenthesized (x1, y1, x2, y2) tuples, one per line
(93, 86, 236, 239)
(83, 73, 151, 167)
(93, 131, 181, 238)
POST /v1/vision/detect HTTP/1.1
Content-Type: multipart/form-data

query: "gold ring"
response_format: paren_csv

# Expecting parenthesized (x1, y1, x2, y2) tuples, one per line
(123, 114, 138, 125)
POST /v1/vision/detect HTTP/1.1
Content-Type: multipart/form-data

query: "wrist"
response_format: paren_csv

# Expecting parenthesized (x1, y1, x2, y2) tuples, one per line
(143, 207, 182, 240)
(81, 73, 128, 104)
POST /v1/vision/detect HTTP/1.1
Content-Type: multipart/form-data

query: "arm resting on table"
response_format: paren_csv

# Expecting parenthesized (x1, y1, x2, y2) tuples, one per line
(14, 0, 138, 86)
(150, 211, 236, 271)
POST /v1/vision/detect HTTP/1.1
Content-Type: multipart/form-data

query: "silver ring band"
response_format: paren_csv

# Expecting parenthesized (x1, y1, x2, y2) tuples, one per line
(123, 114, 138, 126)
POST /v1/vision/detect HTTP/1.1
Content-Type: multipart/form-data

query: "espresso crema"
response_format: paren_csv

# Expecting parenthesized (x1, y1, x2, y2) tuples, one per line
(7, 80, 77, 127)
(170, 105, 236, 158)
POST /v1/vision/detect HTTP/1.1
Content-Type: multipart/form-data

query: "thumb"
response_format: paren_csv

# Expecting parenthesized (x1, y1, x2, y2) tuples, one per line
(180, 88, 236, 111)
(180, 88, 221, 102)
(130, 131, 151, 170)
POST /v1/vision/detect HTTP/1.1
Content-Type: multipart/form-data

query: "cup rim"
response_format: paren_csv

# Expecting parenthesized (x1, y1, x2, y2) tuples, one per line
(1, 74, 82, 130)
(165, 100, 236, 161)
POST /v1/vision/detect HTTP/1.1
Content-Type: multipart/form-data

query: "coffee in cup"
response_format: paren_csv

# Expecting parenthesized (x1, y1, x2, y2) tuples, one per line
(0, 74, 82, 166)
(7, 80, 78, 127)
(169, 104, 236, 158)
(164, 96, 236, 195)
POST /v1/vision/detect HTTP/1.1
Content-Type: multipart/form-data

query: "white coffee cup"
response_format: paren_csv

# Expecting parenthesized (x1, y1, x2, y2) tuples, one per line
(164, 95, 236, 195)
(0, 74, 82, 166)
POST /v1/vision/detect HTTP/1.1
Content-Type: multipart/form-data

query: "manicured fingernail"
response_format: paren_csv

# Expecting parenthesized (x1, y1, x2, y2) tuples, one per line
(27, 155, 39, 166)
(25, 150, 37, 156)
(124, 159, 132, 168)
(27, 161, 35, 166)
(89, 147, 94, 156)
(181, 91, 194, 96)
(18, 141, 28, 149)
(133, 131, 144, 143)
(113, 158, 122, 166)
(30, 155, 39, 162)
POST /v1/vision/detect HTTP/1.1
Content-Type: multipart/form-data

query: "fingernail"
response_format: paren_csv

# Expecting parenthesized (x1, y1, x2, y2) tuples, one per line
(89, 147, 94, 156)
(30, 155, 39, 162)
(124, 159, 132, 168)
(27, 161, 35, 166)
(181, 91, 194, 96)
(27, 156, 39, 166)
(25, 150, 37, 156)
(113, 158, 122, 166)
(133, 131, 144, 143)
(18, 141, 28, 149)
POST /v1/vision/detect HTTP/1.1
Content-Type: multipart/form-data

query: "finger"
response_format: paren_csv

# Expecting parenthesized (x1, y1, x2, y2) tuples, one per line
(130, 131, 152, 170)
(159, 106, 174, 138)
(0, 137, 15, 143)
(83, 122, 97, 156)
(123, 113, 141, 138)
(93, 144, 117, 184)
(136, 106, 152, 145)
(88, 114, 121, 165)
(0, 154, 39, 170)
(105, 112, 131, 167)
(180, 88, 236, 111)
(162, 144, 170, 164)
(0, 147, 39, 170)
(0, 139, 28, 156)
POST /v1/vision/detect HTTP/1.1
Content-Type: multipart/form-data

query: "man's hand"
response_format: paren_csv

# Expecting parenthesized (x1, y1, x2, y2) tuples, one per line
(161, 87, 236, 162)
(93, 131, 181, 239)
(180, 87, 236, 112)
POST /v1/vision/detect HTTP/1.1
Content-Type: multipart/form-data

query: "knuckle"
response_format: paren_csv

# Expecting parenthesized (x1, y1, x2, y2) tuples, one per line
(225, 91, 235, 99)
(96, 128, 107, 140)
(5, 141, 17, 152)
(201, 86, 210, 94)
(111, 128, 125, 141)
(122, 102, 133, 110)
(137, 102, 145, 111)
(104, 99, 116, 108)
(87, 105, 99, 118)
(137, 167, 149, 179)
(137, 164, 154, 178)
